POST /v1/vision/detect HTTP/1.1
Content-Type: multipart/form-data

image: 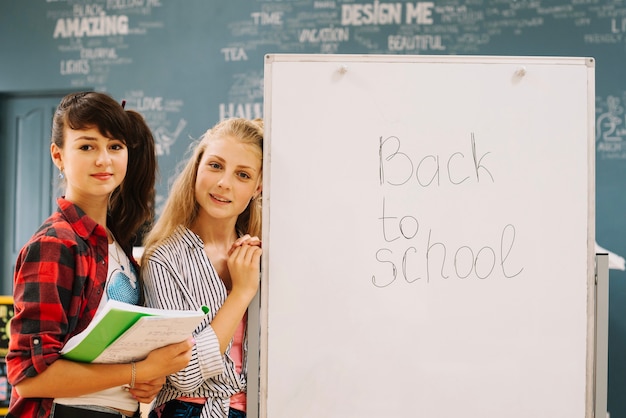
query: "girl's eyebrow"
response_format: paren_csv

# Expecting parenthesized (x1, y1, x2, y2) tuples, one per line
(205, 154, 259, 171)
(205, 153, 225, 160)
(69, 135, 97, 142)
(69, 136, 126, 147)
(240, 166, 260, 174)
(232, 162, 261, 173)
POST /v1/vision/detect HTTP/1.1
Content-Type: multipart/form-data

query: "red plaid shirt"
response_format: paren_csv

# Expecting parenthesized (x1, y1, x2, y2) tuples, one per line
(6, 198, 110, 417)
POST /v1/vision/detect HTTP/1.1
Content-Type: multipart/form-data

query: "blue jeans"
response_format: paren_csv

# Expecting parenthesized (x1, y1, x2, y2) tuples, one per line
(150, 400, 246, 418)
(228, 409, 246, 418)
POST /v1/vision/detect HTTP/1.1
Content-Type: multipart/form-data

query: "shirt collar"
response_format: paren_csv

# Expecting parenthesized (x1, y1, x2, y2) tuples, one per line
(56, 197, 107, 241)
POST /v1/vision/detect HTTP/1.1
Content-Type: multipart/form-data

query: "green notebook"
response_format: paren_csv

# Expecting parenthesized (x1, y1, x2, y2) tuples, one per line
(61, 299, 209, 363)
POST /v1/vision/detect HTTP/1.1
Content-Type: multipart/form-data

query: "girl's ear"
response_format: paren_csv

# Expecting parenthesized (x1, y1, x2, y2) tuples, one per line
(50, 143, 63, 170)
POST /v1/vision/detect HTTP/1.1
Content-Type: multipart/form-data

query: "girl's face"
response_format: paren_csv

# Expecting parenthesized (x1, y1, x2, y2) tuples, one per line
(195, 135, 262, 223)
(51, 125, 128, 205)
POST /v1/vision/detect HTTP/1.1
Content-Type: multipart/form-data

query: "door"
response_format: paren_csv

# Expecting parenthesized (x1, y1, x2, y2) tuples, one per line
(0, 94, 66, 296)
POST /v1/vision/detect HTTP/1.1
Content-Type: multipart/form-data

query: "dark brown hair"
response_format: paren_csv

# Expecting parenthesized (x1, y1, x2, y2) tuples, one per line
(52, 91, 157, 249)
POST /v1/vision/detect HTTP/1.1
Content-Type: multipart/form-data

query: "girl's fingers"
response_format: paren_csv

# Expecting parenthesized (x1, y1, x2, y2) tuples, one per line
(229, 236, 262, 255)
(230, 243, 262, 264)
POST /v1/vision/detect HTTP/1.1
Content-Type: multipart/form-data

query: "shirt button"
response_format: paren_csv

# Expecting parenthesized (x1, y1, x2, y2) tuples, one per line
(33, 338, 40, 345)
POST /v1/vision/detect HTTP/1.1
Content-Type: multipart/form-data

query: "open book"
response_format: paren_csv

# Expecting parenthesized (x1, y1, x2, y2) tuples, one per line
(60, 299, 209, 363)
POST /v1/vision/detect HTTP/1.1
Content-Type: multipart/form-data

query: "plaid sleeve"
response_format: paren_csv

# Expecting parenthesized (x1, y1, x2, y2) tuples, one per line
(7, 233, 79, 384)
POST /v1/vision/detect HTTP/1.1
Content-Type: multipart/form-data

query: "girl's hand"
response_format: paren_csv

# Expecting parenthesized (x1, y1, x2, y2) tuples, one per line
(129, 376, 165, 403)
(136, 337, 194, 383)
(228, 234, 261, 256)
(228, 236, 262, 297)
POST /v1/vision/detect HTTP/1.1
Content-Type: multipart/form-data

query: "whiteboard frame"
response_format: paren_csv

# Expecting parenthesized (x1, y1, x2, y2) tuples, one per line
(595, 254, 609, 418)
(258, 53, 596, 418)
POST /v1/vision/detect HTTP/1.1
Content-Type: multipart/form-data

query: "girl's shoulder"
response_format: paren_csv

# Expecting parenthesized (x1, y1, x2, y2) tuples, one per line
(28, 211, 78, 244)
(149, 226, 203, 260)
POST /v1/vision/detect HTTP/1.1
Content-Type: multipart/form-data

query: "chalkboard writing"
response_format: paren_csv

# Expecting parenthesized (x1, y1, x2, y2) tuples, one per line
(4, 0, 626, 415)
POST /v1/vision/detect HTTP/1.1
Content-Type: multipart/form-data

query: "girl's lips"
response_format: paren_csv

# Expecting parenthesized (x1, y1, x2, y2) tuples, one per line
(210, 193, 231, 203)
(92, 173, 113, 180)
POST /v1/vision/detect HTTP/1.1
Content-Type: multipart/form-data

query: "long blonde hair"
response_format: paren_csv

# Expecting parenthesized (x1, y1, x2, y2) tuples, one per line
(141, 117, 263, 262)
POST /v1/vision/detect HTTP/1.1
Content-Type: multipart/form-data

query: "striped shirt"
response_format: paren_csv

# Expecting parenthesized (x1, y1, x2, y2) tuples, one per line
(142, 226, 248, 418)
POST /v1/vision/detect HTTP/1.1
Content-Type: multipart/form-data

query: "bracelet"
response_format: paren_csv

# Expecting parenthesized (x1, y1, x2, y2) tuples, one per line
(130, 361, 136, 389)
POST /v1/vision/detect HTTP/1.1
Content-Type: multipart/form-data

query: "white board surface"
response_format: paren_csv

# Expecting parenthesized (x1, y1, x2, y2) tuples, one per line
(260, 54, 595, 418)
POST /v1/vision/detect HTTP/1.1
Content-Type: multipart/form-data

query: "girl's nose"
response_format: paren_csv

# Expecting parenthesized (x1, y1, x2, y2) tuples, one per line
(217, 174, 232, 189)
(95, 149, 112, 166)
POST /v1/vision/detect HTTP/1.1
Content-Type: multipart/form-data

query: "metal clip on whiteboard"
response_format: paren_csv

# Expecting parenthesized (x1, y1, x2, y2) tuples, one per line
(338, 64, 348, 74)
(515, 66, 526, 77)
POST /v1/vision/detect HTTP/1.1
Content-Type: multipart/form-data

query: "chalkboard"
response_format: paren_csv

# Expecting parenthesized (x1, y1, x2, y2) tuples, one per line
(5, 0, 626, 415)
(260, 54, 595, 418)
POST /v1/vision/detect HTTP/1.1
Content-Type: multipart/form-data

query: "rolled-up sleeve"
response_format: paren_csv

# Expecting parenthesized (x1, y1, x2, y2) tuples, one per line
(7, 236, 77, 385)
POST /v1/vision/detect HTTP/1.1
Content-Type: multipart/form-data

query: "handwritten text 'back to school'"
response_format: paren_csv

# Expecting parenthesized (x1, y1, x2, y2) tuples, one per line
(373, 133, 524, 288)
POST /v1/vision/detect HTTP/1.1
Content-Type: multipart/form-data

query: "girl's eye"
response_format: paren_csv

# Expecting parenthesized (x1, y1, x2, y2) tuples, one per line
(209, 162, 222, 170)
(79, 144, 93, 151)
(110, 143, 125, 150)
(237, 171, 251, 180)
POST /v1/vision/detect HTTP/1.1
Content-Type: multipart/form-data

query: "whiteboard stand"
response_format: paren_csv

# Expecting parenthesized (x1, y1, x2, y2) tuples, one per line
(247, 291, 260, 418)
(595, 253, 609, 418)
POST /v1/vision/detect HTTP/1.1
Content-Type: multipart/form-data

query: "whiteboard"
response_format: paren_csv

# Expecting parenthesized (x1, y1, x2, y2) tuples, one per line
(260, 54, 595, 418)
